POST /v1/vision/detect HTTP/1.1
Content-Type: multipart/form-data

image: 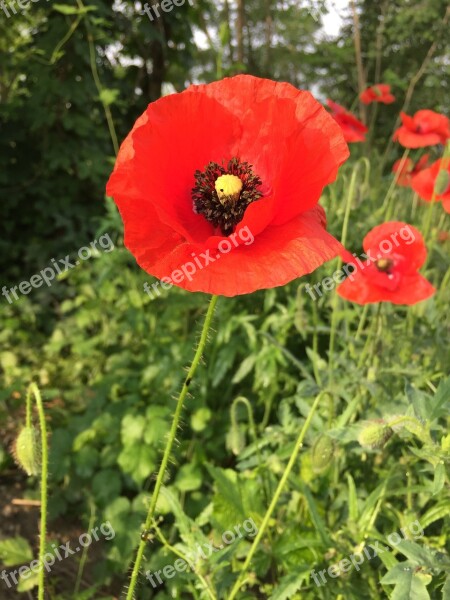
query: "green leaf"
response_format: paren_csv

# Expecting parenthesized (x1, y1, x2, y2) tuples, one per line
(429, 376, 450, 421)
(347, 473, 359, 522)
(381, 563, 431, 600)
(269, 569, 311, 600)
(442, 575, 450, 600)
(394, 541, 437, 568)
(433, 463, 446, 495)
(98, 89, 120, 107)
(175, 463, 202, 492)
(53, 4, 97, 14)
(232, 355, 256, 383)
(0, 537, 33, 566)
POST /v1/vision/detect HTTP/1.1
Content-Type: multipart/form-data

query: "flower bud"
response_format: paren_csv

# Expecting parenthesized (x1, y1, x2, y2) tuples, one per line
(358, 421, 393, 450)
(14, 426, 41, 476)
(435, 170, 450, 196)
(311, 434, 335, 473)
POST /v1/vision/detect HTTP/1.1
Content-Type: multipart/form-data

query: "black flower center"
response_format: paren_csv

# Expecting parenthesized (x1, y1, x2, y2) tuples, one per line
(192, 157, 263, 236)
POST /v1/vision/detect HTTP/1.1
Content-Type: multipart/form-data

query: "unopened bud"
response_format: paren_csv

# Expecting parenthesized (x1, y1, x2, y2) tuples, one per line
(358, 421, 393, 450)
(14, 426, 41, 476)
(435, 170, 450, 196)
(311, 434, 335, 473)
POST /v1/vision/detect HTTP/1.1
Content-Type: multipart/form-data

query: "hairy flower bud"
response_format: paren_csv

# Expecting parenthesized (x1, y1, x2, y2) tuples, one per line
(14, 426, 41, 476)
(311, 434, 335, 473)
(358, 421, 393, 450)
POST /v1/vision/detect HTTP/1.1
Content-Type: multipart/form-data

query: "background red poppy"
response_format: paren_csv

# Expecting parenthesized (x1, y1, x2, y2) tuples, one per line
(394, 110, 450, 148)
(360, 84, 395, 105)
(411, 158, 450, 205)
(326, 99, 368, 143)
(337, 222, 435, 305)
(392, 154, 430, 187)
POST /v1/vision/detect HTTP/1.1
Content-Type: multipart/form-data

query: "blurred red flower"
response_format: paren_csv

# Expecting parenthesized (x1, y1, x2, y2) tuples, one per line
(392, 154, 430, 187)
(411, 158, 450, 213)
(106, 75, 350, 296)
(393, 110, 450, 148)
(337, 222, 435, 305)
(326, 99, 368, 143)
(360, 84, 395, 105)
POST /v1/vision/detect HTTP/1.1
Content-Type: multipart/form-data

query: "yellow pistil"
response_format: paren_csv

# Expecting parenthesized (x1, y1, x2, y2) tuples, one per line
(376, 258, 393, 272)
(215, 174, 243, 204)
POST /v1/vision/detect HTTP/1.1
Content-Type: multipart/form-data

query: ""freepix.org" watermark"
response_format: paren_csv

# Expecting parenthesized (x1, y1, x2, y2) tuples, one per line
(310, 519, 424, 587)
(141, 0, 194, 22)
(304, 224, 416, 301)
(0, 0, 49, 18)
(1, 521, 115, 589)
(143, 225, 255, 299)
(2, 233, 115, 304)
(146, 517, 258, 589)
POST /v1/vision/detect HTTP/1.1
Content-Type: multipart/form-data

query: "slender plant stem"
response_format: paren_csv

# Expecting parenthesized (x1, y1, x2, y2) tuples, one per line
(311, 299, 322, 387)
(125, 295, 219, 600)
(228, 391, 326, 600)
(76, 0, 120, 155)
(380, 6, 449, 170)
(26, 383, 48, 600)
(355, 304, 369, 341)
(328, 165, 359, 384)
(422, 192, 437, 243)
(382, 148, 410, 220)
(74, 498, 96, 596)
(153, 523, 217, 600)
(357, 304, 382, 370)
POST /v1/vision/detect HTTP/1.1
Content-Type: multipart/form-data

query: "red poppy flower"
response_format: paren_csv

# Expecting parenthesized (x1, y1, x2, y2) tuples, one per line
(392, 154, 430, 187)
(393, 110, 450, 148)
(360, 84, 395, 105)
(106, 75, 350, 297)
(411, 158, 450, 212)
(337, 222, 435, 305)
(326, 99, 368, 143)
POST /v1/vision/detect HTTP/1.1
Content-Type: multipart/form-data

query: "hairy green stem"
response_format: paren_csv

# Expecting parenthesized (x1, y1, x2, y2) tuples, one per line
(125, 295, 219, 600)
(26, 383, 48, 600)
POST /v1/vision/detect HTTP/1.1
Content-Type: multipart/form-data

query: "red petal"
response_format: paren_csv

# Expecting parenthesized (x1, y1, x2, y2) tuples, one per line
(137, 206, 345, 297)
(363, 221, 428, 271)
(337, 270, 435, 305)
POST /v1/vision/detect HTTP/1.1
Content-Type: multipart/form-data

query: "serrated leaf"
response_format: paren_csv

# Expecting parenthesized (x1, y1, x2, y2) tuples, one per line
(430, 376, 450, 421)
(0, 537, 33, 566)
(269, 569, 311, 600)
(381, 563, 431, 600)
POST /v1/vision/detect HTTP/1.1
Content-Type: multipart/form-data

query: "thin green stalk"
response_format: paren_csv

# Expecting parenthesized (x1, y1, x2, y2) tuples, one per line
(153, 522, 217, 600)
(74, 499, 96, 596)
(382, 148, 410, 220)
(125, 295, 219, 600)
(50, 14, 83, 64)
(228, 391, 326, 600)
(357, 303, 382, 370)
(311, 300, 322, 387)
(231, 396, 273, 504)
(328, 165, 359, 383)
(410, 192, 419, 220)
(26, 383, 48, 600)
(355, 304, 369, 341)
(77, 0, 119, 156)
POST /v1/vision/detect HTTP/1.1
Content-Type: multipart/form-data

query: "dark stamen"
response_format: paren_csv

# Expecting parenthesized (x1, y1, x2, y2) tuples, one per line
(192, 157, 263, 236)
